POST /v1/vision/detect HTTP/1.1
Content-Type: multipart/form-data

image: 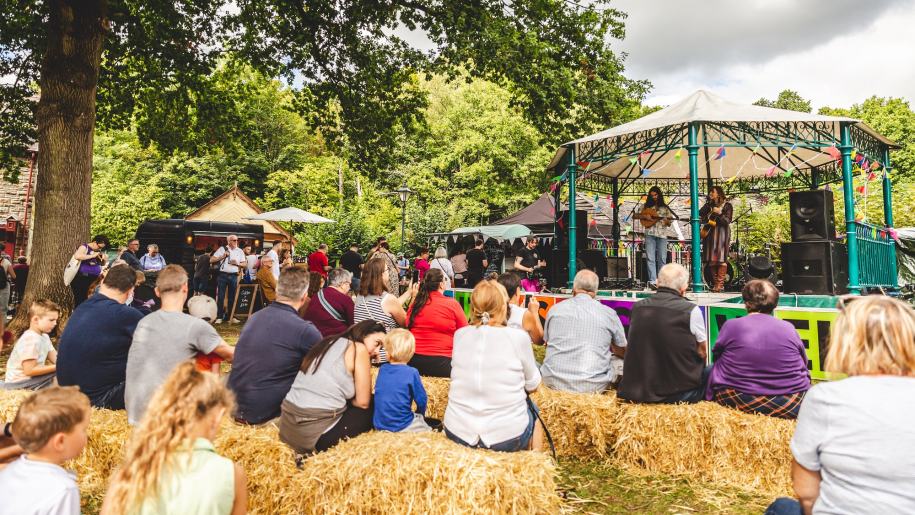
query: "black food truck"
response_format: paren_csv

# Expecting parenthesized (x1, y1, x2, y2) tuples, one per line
(133, 219, 264, 299)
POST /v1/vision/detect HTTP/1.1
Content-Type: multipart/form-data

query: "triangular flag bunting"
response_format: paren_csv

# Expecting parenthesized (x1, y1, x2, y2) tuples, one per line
(675, 149, 682, 161)
(856, 185, 866, 194)
(765, 166, 778, 177)
(851, 150, 857, 161)
(826, 146, 841, 161)
(629, 156, 638, 165)
(713, 146, 726, 160)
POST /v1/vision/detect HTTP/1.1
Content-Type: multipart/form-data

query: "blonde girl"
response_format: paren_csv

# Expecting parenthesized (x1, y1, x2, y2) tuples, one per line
(443, 280, 543, 452)
(102, 362, 247, 515)
(774, 296, 915, 514)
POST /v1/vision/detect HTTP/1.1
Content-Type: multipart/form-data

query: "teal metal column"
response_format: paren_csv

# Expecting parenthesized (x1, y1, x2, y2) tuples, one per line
(687, 123, 703, 292)
(839, 123, 861, 294)
(567, 146, 578, 287)
(883, 147, 894, 227)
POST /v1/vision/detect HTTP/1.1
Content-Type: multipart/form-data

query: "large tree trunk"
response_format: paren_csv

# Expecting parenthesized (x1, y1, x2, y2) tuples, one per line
(10, 1, 107, 332)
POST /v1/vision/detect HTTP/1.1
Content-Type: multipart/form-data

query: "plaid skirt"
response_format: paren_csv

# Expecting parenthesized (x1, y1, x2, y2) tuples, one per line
(712, 388, 805, 419)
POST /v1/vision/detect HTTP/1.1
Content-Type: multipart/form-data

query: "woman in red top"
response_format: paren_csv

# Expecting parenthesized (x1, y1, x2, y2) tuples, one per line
(406, 269, 468, 377)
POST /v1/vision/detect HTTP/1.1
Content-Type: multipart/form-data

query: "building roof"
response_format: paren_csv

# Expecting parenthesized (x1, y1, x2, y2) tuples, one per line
(185, 185, 293, 241)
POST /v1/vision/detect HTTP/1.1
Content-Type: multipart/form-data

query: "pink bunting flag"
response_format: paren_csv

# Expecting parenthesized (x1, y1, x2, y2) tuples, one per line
(549, 182, 558, 193)
(826, 146, 841, 161)
(889, 228, 900, 242)
(867, 172, 877, 181)
(856, 185, 866, 194)
(713, 146, 726, 160)
(765, 166, 778, 177)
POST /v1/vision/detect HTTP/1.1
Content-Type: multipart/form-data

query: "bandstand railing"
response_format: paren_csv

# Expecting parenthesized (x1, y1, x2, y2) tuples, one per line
(856, 221, 897, 288)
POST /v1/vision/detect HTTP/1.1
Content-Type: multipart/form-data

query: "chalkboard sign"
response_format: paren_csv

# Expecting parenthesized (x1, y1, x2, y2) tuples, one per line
(484, 242, 504, 275)
(230, 284, 261, 320)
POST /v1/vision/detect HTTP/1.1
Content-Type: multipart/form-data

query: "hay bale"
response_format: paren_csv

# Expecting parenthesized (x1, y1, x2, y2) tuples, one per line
(611, 399, 795, 496)
(299, 431, 560, 514)
(2, 390, 560, 514)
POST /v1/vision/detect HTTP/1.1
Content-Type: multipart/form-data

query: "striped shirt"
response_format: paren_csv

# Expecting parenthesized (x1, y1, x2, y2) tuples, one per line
(355, 293, 398, 362)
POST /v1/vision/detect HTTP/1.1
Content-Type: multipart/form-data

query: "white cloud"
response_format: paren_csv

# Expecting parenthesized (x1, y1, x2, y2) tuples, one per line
(613, 0, 915, 109)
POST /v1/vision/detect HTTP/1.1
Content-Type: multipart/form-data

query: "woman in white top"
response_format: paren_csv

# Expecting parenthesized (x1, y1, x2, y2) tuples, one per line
(443, 279, 543, 452)
(767, 295, 915, 515)
(429, 247, 454, 290)
(496, 271, 543, 345)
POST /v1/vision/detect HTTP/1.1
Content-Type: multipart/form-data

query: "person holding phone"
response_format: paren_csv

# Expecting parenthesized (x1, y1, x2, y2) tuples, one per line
(69, 235, 109, 307)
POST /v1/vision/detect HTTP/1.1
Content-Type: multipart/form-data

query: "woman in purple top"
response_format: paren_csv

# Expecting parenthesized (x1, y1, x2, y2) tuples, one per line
(706, 280, 810, 419)
(70, 234, 110, 307)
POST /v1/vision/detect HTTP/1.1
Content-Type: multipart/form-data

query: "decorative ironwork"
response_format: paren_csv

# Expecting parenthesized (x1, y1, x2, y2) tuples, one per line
(702, 121, 839, 148)
(848, 125, 889, 167)
(575, 123, 689, 166)
(856, 221, 897, 288)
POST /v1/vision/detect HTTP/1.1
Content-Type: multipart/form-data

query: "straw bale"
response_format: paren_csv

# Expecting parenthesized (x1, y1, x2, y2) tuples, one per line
(299, 431, 560, 514)
(611, 399, 795, 496)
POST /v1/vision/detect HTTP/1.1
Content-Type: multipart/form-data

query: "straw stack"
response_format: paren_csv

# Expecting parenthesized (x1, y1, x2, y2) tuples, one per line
(299, 431, 560, 514)
(416, 376, 795, 496)
(1, 390, 560, 514)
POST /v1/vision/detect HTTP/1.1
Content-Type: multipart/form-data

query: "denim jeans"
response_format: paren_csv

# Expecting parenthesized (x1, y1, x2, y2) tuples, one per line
(216, 272, 238, 320)
(661, 364, 713, 404)
(765, 498, 803, 515)
(644, 235, 667, 284)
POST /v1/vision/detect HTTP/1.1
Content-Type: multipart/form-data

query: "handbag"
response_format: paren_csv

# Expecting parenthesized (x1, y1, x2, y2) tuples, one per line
(63, 245, 85, 286)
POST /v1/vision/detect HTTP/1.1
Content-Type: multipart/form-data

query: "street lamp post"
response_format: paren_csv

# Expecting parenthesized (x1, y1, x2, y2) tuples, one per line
(393, 184, 413, 253)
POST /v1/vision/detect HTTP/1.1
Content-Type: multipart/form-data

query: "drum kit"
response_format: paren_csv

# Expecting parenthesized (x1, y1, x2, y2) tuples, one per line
(703, 225, 780, 292)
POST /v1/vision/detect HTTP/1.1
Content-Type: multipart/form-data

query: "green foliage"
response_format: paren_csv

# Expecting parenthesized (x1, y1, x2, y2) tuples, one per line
(91, 131, 169, 244)
(753, 90, 812, 113)
(819, 97, 915, 178)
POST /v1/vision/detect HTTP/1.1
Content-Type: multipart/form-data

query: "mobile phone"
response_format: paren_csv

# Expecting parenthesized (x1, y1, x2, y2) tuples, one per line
(411, 269, 419, 283)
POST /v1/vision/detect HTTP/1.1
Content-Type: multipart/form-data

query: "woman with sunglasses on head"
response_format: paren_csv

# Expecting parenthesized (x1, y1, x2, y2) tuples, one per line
(766, 295, 915, 515)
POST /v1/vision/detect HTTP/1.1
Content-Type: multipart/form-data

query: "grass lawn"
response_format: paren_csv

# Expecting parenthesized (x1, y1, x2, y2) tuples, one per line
(1, 321, 775, 514)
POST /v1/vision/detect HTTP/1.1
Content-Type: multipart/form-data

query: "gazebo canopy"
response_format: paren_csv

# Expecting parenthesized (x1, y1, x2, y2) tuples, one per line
(548, 90, 896, 187)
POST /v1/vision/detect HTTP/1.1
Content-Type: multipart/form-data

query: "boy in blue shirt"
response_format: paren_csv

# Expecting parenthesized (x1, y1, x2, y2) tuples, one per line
(373, 329, 434, 432)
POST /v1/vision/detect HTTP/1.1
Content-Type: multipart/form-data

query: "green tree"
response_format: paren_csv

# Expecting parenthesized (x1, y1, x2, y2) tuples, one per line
(91, 131, 169, 245)
(1, 0, 644, 315)
(819, 97, 915, 178)
(754, 90, 812, 113)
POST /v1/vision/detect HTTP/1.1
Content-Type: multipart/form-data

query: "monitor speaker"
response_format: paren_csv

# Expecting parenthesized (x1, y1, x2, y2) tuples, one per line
(781, 241, 848, 295)
(557, 210, 588, 250)
(789, 189, 836, 241)
(579, 250, 608, 279)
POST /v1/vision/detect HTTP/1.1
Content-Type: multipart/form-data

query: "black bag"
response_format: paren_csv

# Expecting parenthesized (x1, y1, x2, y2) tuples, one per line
(0, 259, 9, 290)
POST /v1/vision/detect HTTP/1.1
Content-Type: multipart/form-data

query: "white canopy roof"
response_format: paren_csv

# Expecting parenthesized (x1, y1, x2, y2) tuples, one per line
(548, 90, 895, 180)
(245, 207, 335, 224)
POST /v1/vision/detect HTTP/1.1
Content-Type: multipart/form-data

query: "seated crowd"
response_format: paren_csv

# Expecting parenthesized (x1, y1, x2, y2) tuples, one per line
(1, 242, 913, 514)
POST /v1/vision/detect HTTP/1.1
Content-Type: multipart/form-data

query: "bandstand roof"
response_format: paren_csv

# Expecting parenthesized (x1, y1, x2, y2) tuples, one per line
(548, 90, 896, 182)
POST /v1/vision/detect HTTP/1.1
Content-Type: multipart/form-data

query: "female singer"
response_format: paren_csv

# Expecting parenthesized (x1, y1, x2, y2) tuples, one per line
(699, 186, 733, 292)
(636, 186, 673, 289)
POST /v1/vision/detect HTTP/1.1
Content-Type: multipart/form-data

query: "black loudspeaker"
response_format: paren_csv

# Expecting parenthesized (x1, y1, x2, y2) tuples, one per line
(605, 256, 629, 281)
(557, 210, 588, 250)
(790, 190, 836, 241)
(781, 241, 848, 295)
(580, 250, 608, 279)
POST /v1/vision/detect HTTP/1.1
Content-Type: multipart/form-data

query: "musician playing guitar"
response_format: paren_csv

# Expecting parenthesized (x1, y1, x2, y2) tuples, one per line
(515, 237, 546, 292)
(635, 186, 674, 289)
(699, 186, 733, 292)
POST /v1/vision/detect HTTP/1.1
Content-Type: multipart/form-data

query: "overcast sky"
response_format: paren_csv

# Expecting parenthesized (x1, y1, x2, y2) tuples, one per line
(612, 0, 915, 109)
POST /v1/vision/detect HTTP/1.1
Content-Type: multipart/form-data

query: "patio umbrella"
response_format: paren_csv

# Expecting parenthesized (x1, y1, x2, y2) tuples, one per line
(245, 207, 335, 224)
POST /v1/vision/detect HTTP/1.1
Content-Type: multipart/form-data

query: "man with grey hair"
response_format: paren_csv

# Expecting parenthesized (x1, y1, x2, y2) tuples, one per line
(619, 263, 710, 404)
(302, 267, 355, 337)
(541, 269, 627, 393)
(228, 267, 322, 425)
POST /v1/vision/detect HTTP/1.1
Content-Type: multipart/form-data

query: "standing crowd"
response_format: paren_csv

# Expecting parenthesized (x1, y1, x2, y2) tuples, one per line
(0, 233, 914, 514)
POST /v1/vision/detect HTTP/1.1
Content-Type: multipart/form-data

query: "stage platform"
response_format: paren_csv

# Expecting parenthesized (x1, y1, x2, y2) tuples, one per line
(445, 287, 840, 380)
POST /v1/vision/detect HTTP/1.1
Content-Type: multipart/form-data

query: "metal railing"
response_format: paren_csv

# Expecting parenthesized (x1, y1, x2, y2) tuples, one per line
(856, 221, 897, 288)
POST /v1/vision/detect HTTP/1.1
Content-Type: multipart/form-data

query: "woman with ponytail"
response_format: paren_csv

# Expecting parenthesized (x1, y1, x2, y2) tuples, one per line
(102, 362, 247, 515)
(279, 320, 387, 458)
(443, 280, 543, 452)
(405, 269, 468, 377)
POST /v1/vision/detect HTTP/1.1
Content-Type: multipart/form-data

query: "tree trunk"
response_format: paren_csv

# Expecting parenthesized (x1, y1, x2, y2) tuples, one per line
(10, 1, 107, 332)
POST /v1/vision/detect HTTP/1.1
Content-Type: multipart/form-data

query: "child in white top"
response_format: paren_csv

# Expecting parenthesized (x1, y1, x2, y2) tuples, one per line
(0, 386, 91, 515)
(2, 300, 60, 390)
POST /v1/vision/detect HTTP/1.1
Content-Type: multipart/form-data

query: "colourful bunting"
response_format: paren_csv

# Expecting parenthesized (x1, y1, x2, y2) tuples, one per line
(783, 168, 793, 177)
(870, 161, 880, 170)
(577, 160, 591, 168)
(855, 212, 864, 222)
(589, 219, 597, 226)
(872, 227, 878, 239)
(726, 174, 738, 184)
(640, 150, 651, 157)
(550, 174, 562, 182)
(856, 185, 866, 194)
(629, 156, 638, 165)
(549, 182, 558, 193)
(851, 150, 857, 161)
(787, 144, 797, 155)
(765, 166, 778, 177)
(713, 146, 726, 160)
(826, 146, 841, 161)
(675, 149, 682, 161)
(867, 172, 877, 181)
(752, 144, 760, 154)
(641, 169, 652, 176)
(889, 228, 900, 242)
(861, 159, 869, 170)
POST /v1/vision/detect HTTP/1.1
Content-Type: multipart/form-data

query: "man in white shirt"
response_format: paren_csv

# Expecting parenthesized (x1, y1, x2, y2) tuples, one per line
(210, 235, 247, 323)
(266, 240, 282, 280)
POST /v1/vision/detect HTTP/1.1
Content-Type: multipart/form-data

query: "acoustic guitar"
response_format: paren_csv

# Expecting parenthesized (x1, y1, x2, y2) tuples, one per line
(636, 207, 670, 229)
(700, 208, 721, 239)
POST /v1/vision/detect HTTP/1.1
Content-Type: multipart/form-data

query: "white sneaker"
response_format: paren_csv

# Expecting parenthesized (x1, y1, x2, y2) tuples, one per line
(229, 318, 241, 324)
(215, 319, 224, 324)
